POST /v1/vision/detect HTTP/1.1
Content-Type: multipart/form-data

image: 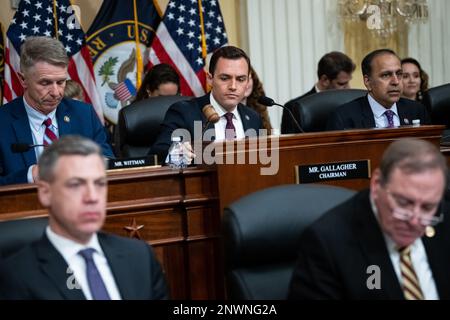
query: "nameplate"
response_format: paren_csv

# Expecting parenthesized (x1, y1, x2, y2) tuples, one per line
(107, 155, 158, 170)
(295, 160, 371, 184)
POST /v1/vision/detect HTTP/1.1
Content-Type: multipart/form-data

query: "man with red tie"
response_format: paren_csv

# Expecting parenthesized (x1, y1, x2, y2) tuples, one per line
(150, 46, 264, 162)
(0, 36, 113, 186)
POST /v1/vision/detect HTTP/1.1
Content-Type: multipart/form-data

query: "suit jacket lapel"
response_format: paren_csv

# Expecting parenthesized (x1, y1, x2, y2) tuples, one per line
(353, 190, 404, 299)
(10, 100, 37, 167)
(422, 224, 450, 299)
(55, 100, 72, 136)
(36, 234, 86, 300)
(237, 104, 253, 132)
(98, 234, 135, 299)
(361, 96, 377, 128)
(396, 100, 410, 125)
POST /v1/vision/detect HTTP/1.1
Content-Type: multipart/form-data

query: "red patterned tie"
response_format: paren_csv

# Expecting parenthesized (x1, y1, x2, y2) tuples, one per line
(224, 112, 236, 140)
(43, 118, 58, 146)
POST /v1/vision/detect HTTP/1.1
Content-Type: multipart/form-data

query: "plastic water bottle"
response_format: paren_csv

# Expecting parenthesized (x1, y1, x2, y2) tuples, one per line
(168, 136, 187, 169)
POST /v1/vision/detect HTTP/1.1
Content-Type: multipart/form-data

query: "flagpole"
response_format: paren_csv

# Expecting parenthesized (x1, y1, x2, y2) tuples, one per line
(52, 0, 59, 39)
(198, 0, 207, 59)
(133, 0, 143, 89)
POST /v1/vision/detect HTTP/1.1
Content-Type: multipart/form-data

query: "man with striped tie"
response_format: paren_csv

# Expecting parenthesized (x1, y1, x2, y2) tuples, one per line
(0, 37, 113, 186)
(289, 139, 450, 300)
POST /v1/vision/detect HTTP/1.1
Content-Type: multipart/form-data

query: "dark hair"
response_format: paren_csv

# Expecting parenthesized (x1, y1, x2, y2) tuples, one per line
(317, 51, 355, 80)
(135, 63, 180, 101)
(401, 57, 429, 101)
(245, 67, 272, 131)
(379, 138, 447, 186)
(209, 46, 251, 75)
(362, 49, 398, 77)
(38, 135, 103, 182)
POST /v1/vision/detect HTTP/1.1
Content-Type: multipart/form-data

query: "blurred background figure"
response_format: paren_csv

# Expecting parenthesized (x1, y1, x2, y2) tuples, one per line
(401, 57, 429, 102)
(64, 79, 85, 102)
(134, 63, 180, 101)
(242, 67, 272, 132)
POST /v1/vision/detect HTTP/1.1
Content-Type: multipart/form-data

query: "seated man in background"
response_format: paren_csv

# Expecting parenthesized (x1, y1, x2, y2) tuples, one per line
(134, 63, 180, 101)
(0, 36, 113, 186)
(0, 136, 168, 300)
(282, 51, 356, 134)
(289, 138, 450, 300)
(64, 79, 85, 102)
(326, 49, 430, 130)
(151, 46, 263, 161)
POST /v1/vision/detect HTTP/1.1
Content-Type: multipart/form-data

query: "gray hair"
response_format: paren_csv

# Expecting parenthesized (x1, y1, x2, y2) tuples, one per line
(38, 135, 104, 182)
(379, 138, 447, 185)
(20, 36, 69, 73)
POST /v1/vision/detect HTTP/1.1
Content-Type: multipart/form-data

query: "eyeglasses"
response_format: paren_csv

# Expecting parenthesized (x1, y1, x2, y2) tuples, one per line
(386, 190, 444, 227)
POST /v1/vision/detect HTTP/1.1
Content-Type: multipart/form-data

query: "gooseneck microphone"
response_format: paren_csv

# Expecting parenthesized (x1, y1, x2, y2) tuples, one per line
(258, 96, 305, 133)
(11, 143, 45, 153)
(202, 104, 220, 135)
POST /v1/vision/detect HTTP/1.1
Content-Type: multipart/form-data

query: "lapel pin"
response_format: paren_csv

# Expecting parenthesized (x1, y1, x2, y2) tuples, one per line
(245, 115, 250, 121)
(64, 116, 70, 123)
(425, 226, 435, 238)
(404, 119, 409, 125)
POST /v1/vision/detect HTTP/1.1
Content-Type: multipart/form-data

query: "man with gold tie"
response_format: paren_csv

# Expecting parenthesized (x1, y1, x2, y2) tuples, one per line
(289, 138, 450, 300)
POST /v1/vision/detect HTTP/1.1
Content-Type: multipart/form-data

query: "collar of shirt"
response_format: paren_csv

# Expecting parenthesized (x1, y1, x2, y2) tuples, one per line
(209, 93, 245, 140)
(314, 84, 321, 93)
(23, 97, 58, 134)
(368, 94, 399, 127)
(46, 226, 105, 262)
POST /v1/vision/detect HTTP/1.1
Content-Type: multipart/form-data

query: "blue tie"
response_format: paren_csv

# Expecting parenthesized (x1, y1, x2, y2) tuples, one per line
(78, 248, 111, 300)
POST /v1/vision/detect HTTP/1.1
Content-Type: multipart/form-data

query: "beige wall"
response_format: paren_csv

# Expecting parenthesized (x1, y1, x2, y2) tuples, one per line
(0, 0, 241, 46)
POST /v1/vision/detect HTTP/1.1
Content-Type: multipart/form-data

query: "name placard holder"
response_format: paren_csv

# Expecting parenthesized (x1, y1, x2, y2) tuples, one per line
(295, 160, 371, 184)
(107, 155, 159, 171)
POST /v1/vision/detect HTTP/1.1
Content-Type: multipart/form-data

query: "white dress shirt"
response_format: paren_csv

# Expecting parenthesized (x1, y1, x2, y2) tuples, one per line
(23, 98, 59, 182)
(210, 93, 246, 141)
(370, 196, 439, 299)
(46, 227, 122, 300)
(367, 94, 400, 128)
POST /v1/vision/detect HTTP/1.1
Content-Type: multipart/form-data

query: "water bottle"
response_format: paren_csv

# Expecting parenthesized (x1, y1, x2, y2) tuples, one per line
(168, 136, 187, 169)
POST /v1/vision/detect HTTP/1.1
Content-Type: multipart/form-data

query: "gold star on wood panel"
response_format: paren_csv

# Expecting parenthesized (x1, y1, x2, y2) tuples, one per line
(124, 218, 144, 239)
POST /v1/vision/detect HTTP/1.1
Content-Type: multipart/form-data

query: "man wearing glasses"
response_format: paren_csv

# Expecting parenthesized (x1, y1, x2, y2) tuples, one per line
(289, 138, 450, 299)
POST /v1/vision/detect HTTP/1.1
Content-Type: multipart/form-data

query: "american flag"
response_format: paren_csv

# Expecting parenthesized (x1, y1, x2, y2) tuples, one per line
(114, 78, 136, 102)
(3, 0, 104, 122)
(149, 0, 228, 96)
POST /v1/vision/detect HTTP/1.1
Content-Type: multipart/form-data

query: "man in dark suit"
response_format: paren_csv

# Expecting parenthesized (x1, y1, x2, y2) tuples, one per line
(0, 36, 113, 186)
(151, 46, 263, 161)
(289, 139, 450, 300)
(0, 136, 167, 300)
(282, 51, 356, 133)
(326, 49, 430, 131)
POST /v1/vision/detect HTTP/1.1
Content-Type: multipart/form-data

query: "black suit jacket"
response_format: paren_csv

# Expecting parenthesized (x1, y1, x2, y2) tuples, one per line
(288, 189, 450, 300)
(0, 233, 168, 300)
(150, 93, 264, 160)
(281, 87, 317, 134)
(326, 96, 431, 131)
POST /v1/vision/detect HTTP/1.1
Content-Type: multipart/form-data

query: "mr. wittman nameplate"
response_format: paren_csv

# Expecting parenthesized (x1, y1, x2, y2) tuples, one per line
(296, 160, 371, 183)
(107, 155, 158, 170)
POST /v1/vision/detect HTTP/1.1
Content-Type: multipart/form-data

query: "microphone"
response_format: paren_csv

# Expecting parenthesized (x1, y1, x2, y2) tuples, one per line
(11, 143, 45, 153)
(202, 104, 220, 135)
(258, 96, 305, 133)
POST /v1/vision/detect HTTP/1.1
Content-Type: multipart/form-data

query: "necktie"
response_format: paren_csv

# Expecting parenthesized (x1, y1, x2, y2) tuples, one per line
(224, 112, 236, 140)
(384, 110, 395, 128)
(43, 118, 58, 146)
(78, 248, 111, 300)
(399, 246, 424, 300)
